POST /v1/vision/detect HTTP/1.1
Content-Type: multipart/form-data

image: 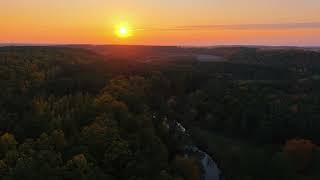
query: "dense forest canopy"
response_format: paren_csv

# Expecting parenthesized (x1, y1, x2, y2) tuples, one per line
(0, 46, 320, 180)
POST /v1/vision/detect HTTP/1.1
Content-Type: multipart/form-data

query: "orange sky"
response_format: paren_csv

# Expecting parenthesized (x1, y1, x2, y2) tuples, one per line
(1, 0, 320, 46)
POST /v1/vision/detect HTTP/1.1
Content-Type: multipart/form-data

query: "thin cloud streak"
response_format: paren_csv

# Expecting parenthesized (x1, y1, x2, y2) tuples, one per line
(134, 22, 320, 31)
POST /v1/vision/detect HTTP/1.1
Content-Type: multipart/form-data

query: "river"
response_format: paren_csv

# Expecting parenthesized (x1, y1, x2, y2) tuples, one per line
(185, 146, 221, 180)
(164, 117, 221, 180)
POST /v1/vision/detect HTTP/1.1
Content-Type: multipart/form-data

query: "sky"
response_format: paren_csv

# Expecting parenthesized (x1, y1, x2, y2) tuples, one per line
(1, 0, 320, 46)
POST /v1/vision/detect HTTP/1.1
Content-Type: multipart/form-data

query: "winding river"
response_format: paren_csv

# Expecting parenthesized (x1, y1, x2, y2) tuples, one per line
(164, 117, 221, 180)
(185, 146, 221, 180)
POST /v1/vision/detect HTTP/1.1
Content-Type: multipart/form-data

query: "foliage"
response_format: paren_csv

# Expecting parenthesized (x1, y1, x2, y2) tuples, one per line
(283, 139, 316, 172)
(0, 46, 320, 180)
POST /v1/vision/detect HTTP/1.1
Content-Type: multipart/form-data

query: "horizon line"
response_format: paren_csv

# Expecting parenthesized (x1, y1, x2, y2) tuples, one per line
(1, 43, 320, 48)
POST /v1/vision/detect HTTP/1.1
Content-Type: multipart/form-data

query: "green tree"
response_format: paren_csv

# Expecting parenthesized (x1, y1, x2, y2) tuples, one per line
(50, 129, 67, 152)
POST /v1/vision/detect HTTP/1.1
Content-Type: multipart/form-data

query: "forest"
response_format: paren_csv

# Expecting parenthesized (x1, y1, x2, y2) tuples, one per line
(0, 46, 320, 180)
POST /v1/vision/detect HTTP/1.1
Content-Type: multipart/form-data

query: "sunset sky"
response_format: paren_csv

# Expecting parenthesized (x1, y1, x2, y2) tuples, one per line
(1, 0, 320, 46)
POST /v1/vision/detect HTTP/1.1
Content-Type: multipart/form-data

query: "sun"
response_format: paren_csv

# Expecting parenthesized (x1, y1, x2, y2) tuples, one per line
(115, 24, 132, 38)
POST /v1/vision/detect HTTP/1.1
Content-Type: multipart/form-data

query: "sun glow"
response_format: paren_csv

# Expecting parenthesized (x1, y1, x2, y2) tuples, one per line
(115, 23, 132, 38)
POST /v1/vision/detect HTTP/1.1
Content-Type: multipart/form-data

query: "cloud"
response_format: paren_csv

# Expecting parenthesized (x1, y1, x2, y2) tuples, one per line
(135, 22, 320, 31)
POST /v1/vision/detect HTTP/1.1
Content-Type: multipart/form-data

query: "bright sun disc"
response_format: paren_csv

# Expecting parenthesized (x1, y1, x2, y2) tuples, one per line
(119, 27, 127, 34)
(115, 24, 132, 38)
